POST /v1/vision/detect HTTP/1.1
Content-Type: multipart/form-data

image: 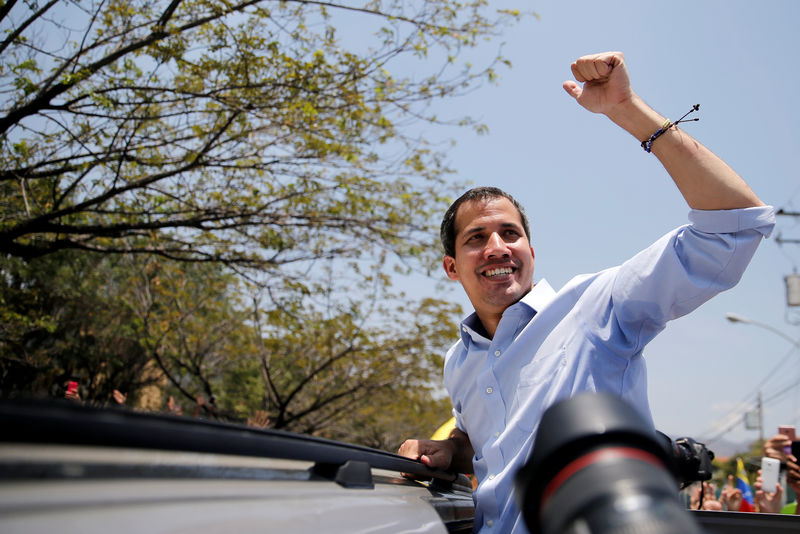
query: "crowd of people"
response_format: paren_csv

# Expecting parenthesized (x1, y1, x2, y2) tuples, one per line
(686, 433, 799, 514)
(62, 381, 271, 429)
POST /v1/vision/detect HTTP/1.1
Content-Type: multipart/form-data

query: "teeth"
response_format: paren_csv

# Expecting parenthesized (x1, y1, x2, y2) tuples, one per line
(485, 267, 512, 277)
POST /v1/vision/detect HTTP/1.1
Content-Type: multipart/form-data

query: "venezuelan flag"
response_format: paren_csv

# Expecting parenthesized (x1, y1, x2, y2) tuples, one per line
(736, 457, 755, 512)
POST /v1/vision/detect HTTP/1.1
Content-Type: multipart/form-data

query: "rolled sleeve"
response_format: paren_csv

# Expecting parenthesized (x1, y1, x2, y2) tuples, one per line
(688, 206, 775, 237)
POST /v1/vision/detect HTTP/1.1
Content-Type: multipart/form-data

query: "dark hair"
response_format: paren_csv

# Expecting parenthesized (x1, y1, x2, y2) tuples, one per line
(440, 187, 531, 258)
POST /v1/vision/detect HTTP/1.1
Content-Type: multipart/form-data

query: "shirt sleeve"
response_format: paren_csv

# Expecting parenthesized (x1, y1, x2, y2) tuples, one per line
(605, 206, 775, 353)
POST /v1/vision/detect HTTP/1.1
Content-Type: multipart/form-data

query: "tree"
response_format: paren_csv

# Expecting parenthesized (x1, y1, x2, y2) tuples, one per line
(0, 0, 518, 446)
(146, 264, 463, 446)
(0, 251, 163, 402)
(250, 291, 461, 438)
(1, 0, 519, 286)
(124, 254, 258, 413)
(1, 244, 462, 447)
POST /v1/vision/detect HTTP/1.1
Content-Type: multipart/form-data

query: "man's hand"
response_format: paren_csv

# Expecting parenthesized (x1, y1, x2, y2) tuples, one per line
(563, 51, 634, 116)
(398, 427, 474, 480)
(398, 438, 456, 474)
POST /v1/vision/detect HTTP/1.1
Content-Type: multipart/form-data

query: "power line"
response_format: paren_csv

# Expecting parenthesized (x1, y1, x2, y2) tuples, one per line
(704, 413, 745, 443)
(698, 344, 799, 440)
(763, 377, 800, 406)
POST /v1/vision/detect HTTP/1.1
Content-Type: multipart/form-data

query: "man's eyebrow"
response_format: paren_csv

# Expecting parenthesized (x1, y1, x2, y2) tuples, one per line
(462, 225, 485, 237)
(462, 222, 521, 237)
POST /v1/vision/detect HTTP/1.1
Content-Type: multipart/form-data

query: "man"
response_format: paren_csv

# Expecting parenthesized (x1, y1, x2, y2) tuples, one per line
(398, 51, 775, 533)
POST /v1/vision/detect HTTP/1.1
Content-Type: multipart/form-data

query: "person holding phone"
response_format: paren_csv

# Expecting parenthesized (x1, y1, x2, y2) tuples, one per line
(763, 433, 800, 514)
(64, 380, 81, 402)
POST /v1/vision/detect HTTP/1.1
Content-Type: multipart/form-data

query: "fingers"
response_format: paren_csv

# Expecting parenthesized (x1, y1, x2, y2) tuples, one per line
(764, 434, 792, 461)
(398, 439, 428, 480)
(398, 439, 423, 461)
(398, 439, 440, 464)
(398, 439, 454, 471)
(569, 52, 623, 83)
(562, 80, 581, 100)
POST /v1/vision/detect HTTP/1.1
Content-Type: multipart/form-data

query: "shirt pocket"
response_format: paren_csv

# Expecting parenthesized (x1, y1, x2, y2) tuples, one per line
(510, 347, 568, 432)
(517, 346, 567, 387)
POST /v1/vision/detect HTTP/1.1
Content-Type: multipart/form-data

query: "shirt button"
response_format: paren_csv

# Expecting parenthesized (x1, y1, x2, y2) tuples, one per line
(485, 387, 493, 394)
(488, 474, 495, 480)
(494, 350, 501, 357)
(494, 431, 500, 438)
(487, 520, 494, 527)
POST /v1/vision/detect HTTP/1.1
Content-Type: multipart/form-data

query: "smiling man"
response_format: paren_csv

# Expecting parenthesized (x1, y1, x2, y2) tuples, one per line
(441, 191, 535, 338)
(398, 51, 775, 534)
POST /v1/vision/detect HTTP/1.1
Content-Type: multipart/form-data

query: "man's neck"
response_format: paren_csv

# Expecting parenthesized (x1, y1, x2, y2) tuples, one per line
(474, 284, 535, 339)
(474, 314, 499, 339)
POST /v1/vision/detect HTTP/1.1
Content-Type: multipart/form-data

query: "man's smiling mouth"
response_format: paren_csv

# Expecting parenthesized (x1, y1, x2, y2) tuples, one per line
(483, 267, 513, 278)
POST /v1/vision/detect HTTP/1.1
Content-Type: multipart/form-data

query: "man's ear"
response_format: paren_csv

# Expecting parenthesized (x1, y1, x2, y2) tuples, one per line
(443, 255, 459, 281)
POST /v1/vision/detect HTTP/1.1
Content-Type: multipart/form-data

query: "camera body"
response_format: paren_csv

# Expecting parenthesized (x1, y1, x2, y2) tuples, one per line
(656, 433, 714, 487)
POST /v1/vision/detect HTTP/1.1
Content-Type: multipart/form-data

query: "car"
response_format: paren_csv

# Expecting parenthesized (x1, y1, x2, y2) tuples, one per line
(2, 398, 798, 534)
(0, 399, 475, 533)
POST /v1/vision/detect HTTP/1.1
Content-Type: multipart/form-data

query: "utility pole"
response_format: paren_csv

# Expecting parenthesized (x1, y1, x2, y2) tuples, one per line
(757, 391, 764, 442)
(777, 209, 800, 247)
(777, 210, 800, 310)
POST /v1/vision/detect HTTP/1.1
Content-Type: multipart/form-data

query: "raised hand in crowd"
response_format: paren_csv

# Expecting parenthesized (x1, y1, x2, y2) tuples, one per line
(763, 432, 800, 514)
(112, 389, 127, 405)
(165, 395, 183, 415)
(192, 393, 219, 418)
(786, 457, 800, 514)
(247, 410, 271, 429)
(63, 381, 81, 402)
(719, 475, 743, 512)
(690, 481, 722, 511)
(763, 433, 795, 463)
(754, 469, 783, 514)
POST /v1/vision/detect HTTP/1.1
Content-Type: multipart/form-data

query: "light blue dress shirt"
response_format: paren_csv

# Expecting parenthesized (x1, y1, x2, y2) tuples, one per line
(443, 207, 775, 533)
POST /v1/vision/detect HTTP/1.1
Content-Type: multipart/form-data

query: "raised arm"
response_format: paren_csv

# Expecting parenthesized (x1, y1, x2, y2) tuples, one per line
(563, 51, 764, 210)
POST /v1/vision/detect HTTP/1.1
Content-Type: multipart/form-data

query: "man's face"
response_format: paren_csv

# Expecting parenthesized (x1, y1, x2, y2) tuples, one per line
(443, 197, 535, 319)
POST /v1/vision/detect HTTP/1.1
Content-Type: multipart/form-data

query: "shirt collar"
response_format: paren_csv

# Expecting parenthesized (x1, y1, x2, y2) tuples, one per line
(459, 278, 556, 345)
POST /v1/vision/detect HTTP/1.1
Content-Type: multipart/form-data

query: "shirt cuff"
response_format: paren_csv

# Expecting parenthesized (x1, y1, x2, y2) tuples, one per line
(688, 205, 775, 238)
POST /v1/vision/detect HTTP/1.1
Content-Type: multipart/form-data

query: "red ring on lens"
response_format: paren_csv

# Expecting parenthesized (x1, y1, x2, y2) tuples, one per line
(540, 446, 664, 509)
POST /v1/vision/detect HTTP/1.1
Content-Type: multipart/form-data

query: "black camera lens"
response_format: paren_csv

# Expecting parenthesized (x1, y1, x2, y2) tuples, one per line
(515, 393, 703, 534)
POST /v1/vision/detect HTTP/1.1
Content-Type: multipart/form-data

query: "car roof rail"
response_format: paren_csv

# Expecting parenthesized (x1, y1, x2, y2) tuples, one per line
(0, 398, 458, 486)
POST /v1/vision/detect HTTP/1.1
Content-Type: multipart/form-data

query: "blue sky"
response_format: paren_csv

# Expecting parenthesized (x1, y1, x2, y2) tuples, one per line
(417, 0, 800, 448)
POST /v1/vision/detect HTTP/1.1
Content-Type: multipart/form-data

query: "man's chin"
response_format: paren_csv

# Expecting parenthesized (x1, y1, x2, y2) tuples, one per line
(484, 286, 528, 308)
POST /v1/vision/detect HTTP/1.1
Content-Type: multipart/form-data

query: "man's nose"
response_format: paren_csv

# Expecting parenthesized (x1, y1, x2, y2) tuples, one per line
(485, 232, 510, 257)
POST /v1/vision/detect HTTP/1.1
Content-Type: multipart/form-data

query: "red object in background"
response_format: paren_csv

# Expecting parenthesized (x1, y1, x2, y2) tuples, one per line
(66, 381, 78, 395)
